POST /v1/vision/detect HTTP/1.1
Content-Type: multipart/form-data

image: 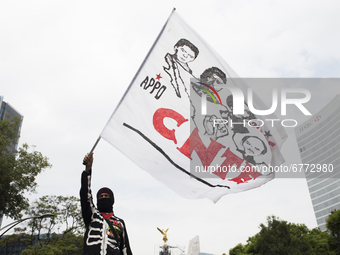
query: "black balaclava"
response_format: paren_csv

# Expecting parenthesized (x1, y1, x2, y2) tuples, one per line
(96, 187, 114, 213)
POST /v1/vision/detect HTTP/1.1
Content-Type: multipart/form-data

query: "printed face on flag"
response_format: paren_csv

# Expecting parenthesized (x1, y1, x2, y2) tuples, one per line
(174, 45, 197, 63)
(101, 11, 287, 202)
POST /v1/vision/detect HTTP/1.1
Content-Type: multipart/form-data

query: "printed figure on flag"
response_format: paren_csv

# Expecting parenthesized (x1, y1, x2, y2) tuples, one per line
(100, 10, 287, 202)
(164, 38, 199, 99)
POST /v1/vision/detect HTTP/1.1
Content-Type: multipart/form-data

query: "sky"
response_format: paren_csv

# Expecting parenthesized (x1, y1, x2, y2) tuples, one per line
(1, 0, 340, 254)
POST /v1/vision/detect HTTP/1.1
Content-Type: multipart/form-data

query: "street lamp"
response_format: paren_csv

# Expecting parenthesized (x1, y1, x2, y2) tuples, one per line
(0, 213, 54, 238)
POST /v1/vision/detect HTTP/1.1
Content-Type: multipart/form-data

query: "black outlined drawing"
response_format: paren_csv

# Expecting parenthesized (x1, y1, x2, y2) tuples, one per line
(164, 38, 199, 98)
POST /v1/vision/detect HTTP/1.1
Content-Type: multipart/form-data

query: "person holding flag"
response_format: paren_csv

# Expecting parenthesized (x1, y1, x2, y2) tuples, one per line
(80, 153, 133, 255)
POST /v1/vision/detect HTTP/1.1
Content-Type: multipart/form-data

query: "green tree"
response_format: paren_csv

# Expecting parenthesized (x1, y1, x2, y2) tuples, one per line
(228, 243, 246, 255)
(0, 115, 51, 219)
(244, 216, 312, 255)
(25, 195, 84, 237)
(228, 215, 334, 255)
(0, 231, 31, 254)
(22, 195, 84, 254)
(1, 195, 84, 254)
(20, 232, 83, 255)
(326, 209, 340, 254)
(304, 227, 334, 255)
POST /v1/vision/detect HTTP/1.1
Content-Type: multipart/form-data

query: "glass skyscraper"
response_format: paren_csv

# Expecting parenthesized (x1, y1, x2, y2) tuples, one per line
(0, 96, 23, 228)
(295, 94, 340, 231)
(0, 96, 23, 152)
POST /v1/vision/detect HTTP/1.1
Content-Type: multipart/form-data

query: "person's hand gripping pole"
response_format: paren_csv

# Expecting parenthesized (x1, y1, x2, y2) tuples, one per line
(82, 136, 101, 166)
(83, 153, 93, 171)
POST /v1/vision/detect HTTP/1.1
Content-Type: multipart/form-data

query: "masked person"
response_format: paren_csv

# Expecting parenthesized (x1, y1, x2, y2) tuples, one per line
(80, 153, 133, 255)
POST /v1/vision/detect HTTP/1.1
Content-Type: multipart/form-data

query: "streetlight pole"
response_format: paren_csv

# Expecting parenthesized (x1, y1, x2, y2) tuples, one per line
(0, 213, 54, 238)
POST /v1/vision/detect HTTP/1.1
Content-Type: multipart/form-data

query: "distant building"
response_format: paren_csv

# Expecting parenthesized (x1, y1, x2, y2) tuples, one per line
(187, 236, 200, 255)
(187, 236, 215, 255)
(0, 96, 23, 228)
(0, 234, 51, 254)
(0, 235, 28, 254)
(295, 94, 340, 230)
(0, 96, 23, 152)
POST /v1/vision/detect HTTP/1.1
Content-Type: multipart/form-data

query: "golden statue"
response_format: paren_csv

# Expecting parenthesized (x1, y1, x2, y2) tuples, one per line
(157, 227, 169, 244)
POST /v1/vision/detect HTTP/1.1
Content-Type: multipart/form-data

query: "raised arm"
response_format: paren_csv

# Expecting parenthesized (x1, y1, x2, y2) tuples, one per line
(80, 153, 95, 226)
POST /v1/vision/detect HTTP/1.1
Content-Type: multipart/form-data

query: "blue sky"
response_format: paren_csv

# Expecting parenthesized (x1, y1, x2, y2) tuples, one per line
(1, 1, 340, 254)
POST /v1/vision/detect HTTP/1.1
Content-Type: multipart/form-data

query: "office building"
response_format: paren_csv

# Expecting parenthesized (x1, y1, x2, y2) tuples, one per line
(295, 94, 340, 230)
(187, 236, 215, 255)
(0, 96, 23, 152)
(0, 96, 23, 228)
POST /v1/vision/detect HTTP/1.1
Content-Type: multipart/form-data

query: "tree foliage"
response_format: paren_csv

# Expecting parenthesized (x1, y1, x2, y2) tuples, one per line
(25, 195, 84, 236)
(0, 195, 84, 254)
(326, 209, 340, 254)
(0, 116, 52, 219)
(229, 215, 335, 255)
(246, 216, 312, 254)
(20, 232, 83, 255)
(228, 243, 246, 255)
(304, 228, 334, 255)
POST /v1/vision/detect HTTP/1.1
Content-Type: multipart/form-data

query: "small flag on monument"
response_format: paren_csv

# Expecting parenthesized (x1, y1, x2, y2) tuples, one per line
(100, 9, 287, 202)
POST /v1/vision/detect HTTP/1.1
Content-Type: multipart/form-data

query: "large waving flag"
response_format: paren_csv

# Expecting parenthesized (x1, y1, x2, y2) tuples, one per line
(100, 9, 287, 202)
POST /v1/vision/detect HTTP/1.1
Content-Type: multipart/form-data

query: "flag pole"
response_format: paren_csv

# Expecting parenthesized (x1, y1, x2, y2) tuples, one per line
(83, 136, 101, 165)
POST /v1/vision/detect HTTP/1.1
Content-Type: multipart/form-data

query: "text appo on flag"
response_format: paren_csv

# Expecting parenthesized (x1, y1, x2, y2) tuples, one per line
(99, 9, 287, 203)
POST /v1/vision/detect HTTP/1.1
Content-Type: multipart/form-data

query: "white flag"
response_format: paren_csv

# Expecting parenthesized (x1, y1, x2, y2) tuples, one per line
(101, 10, 287, 202)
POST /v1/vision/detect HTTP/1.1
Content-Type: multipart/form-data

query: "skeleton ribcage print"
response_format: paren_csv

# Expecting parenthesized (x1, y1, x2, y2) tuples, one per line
(86, 212, 119, 251)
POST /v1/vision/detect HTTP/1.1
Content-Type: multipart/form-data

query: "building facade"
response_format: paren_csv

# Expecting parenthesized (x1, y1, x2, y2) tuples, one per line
(0, 96, 23, 228)
(295, 94, 340, 231)
(0, 96, 23, 152)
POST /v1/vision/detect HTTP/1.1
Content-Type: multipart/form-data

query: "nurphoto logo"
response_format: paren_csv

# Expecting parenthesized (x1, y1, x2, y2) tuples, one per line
(197, 82, 311, 128)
